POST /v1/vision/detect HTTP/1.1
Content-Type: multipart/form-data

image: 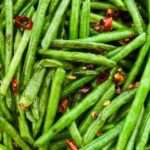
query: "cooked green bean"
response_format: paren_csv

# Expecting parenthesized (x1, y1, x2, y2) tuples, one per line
(69, 0, 80, 39)
(0, 117, 31, 150)
(83, 89, 136, 144)
(51, 39, 116, 51)
(41, 0, 70, 48)
(80, 0, 90, 38)
(39, 49, 116, 67)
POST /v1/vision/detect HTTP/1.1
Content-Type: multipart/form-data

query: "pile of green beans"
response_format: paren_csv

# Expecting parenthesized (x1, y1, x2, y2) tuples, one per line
(0, 0, 150, 149)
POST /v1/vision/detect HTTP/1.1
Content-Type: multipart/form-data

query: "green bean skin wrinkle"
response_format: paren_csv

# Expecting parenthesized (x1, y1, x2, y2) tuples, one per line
(51, 39, 116, 51)
(39, 49, 116, 67)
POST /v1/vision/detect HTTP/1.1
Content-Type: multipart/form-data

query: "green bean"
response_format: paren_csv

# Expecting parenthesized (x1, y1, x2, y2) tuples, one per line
(22, 0, 51, 87)
(19, 68, 46, 110)
(126, 107, 144, 150)
(109, 0, 127, 10)
(0, 95, 13, 122)
(123, 26, 150, 89)
(62, 76, 95, 97)
(43, 68, 65, 132)
(3, 133, 13, 150)
(32, 71, 53, 137)
(47, 0, 59, 20)
(80, 29, 135, 43)
(0, 144, 9, 150)
(116, 43, 150, 150)
(39, 49, 116, 67)
(50, 140, 66, 150)
(136, 114, 150, 149)
(80, 0, 90, 38)
(91, 13, 127, 29)
(125, 0, 145, 34)
(41, 0, 70, 48)
(4, 0, 13, 72)
(0, 30, 4, 66)
(0, 11, 34, 96)
(51, 39, 116, 52)
(34, 72, 114, 146)
(91, 2, 117, 10)
(148, 0, 150, 22)
(69, 0, 80, 39)
(0, 117, 31, 150)
(106, 46, 124, 58)
(18, 111, 34, 145)
(69, 121, 82, 147)
(79, 83, 115, 135)
(111, 33, 146, 62)
(38, 59, 73, 70)
(80, 120, 124, 150)
(83, 89, 136, 144)
(14, 0, 28, 15)
(102, 140, 115, 150)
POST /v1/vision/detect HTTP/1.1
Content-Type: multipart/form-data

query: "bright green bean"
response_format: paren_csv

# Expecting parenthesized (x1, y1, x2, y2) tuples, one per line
(51, 39, 116, 52)
(80, 0, 90, 38)
(34, 73, 114, 146)
(41, 0, 70, 48)
(0, 117, 31, 150)
(83, 89, 136, 144)
(69, 0, 80, 39)
(39, 49, 116, 67)
(125, 0, 145, 34)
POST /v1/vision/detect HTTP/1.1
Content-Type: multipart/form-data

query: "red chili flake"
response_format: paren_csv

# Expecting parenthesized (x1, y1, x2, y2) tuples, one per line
(66, 139, 78, 150)
(100, 17, 113, 31)
(113, 69, 125, 86)
(96, 131, 103, 137)
(106, 8, 120, 19)
(80, 85, 91, 94)
(59, 98, 69, 113)
(96, 71, 109, 84)
(14, 16, 33, 30)
(11, 79, 18, 95)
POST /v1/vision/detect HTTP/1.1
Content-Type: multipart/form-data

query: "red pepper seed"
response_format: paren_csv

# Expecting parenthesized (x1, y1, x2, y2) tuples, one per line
(66, 139, 78, 150)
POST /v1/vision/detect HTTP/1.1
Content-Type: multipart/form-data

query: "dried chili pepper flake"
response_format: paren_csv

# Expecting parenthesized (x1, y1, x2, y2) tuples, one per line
(80, 85, 91, 94)
(96, 131, 103, 137)
(96, 71, 109, 84)
(14, 16, 33, 30)
(11, 79, 18, 95)
(59, 98, 69, 113)
(106, 8, 120, 19)
(113, 69, 126, 85)
(66, 139, 78, 150)
(101, 17, 113, 31)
